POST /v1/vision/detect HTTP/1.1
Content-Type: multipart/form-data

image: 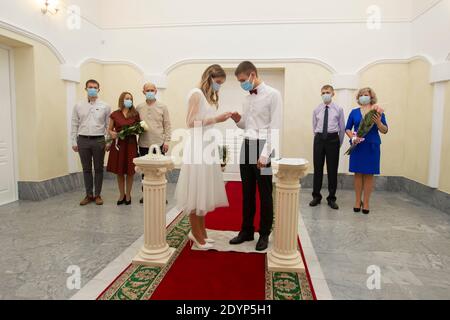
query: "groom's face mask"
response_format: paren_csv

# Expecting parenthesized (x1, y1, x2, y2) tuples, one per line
(239, 73, 255, 92)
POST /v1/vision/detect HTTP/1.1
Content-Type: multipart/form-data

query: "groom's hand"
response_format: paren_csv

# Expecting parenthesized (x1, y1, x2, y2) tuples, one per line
(231, 112, 242, 123)
(257, 156, 268, 169)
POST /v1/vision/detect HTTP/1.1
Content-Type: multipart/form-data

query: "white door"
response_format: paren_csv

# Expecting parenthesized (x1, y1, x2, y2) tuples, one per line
(216, 69, 285, 181)
(0, 46, 17, 205)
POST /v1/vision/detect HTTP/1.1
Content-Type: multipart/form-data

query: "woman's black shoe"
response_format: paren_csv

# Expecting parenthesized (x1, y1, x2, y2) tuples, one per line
(361, 202, 370, 214)
(117, 196, 126, 206)
(354, 201, 363, 213)
(125, 198, 132, 205)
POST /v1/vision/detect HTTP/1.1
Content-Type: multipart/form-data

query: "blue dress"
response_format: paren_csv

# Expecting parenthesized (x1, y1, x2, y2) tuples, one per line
(345, 108, 387, 175)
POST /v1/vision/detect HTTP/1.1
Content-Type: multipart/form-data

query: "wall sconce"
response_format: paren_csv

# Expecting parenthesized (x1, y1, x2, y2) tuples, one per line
(40, 0, 59, 15)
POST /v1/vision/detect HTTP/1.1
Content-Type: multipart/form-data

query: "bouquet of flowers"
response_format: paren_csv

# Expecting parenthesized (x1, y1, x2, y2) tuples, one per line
(345, 105, 384, 155)
(108, 120, 149, 150)
(218, 145, 229, 171)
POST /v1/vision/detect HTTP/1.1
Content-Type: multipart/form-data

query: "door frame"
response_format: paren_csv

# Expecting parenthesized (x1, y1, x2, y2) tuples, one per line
(0, 43, 19, 204)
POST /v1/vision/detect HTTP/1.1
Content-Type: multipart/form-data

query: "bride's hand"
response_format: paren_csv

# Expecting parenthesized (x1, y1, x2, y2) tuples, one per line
(215, 112, 232, 123)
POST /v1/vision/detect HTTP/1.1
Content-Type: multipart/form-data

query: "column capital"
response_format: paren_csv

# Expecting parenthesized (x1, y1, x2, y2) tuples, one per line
(135, 157, 174, 184)
(331, 74, 360, 90)
(430, 62, 450, 84)
(274, 158, 309, 185)
(60, 64, 80, 83)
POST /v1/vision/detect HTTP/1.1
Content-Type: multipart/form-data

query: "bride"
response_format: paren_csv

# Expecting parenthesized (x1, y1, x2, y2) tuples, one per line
(175, 64, 231, 249)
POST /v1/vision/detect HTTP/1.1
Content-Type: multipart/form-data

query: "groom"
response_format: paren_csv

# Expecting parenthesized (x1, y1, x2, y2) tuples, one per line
(230, 61, 283, 251)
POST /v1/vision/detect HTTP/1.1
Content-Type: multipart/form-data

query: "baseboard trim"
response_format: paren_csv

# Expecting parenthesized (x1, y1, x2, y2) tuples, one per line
(16, 171, 449, 214)
(299, 174, 450, 214)
(18, 168, 181, 202)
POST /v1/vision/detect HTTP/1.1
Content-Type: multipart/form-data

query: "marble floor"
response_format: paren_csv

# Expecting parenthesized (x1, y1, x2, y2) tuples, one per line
(0, 180, 176, 300)
(0, 180, 449, 300)
(300, 190, 450, 300)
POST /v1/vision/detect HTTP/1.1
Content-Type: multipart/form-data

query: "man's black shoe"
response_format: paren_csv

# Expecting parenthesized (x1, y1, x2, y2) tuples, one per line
(309, 198, 321, 207)
(328, 200, 339, 210)
(229, 233, 254, 245)
(256, 235, 269, 251)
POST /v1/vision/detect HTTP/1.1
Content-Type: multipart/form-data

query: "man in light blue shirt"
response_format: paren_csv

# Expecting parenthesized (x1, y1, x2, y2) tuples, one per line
(310, 85, 346, 210)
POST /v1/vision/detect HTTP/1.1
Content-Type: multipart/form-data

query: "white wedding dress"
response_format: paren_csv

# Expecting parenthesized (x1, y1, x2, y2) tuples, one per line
(175, 88, 229, 216)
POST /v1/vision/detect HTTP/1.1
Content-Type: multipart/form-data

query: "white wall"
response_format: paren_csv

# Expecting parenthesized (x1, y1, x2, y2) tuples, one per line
(0, 0, 103, 65)
(412, 0, 442, 17)
(102, 23, 412, 75)
(1, 0, 449, 75)
(412, 0, 450, 63)
(90, 0, 415, 27)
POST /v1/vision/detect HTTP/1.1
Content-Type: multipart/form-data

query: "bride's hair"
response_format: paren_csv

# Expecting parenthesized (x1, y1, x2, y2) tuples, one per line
(199, 64, 226, 108)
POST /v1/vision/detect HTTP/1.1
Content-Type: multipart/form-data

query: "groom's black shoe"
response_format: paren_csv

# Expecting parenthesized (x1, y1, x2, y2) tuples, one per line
(256, 235, 269, 251)
(229, 233, 254, 245)
(328, 200, 339, 210)
(309, 198, 321, 207)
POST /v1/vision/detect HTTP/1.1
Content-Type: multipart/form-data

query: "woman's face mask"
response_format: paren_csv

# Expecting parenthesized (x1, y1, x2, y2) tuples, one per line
(359, 95, 371, 106)
(212, 81, 221, 92)
(124, 99, 133, 109)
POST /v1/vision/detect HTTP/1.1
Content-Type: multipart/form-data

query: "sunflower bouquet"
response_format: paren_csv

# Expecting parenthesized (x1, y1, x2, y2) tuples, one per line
(345, 105, 384, 155)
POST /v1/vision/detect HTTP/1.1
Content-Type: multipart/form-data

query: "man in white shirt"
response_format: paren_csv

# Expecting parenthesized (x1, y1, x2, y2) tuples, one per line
(71, 79, 111, 206)
(230, 61, 283, 251)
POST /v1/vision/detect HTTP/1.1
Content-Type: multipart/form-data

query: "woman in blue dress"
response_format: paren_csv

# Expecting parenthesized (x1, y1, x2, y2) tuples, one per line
(345, 87, 388, 214)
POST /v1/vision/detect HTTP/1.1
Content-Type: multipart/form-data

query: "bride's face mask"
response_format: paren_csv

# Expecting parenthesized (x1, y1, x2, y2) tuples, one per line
(212, 80, 221, 92)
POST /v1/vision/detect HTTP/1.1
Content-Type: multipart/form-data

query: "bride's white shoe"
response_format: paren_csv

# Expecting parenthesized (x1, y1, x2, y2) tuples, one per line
(204, 234, 215, 243)
(188, 232, 213, 250)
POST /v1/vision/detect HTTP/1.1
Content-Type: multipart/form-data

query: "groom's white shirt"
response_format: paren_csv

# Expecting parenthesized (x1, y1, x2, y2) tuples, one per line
(236, 82, 283, 159)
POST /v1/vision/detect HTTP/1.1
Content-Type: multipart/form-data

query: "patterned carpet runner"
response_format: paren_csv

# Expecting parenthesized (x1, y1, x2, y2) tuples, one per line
(97, 182, 316, 300)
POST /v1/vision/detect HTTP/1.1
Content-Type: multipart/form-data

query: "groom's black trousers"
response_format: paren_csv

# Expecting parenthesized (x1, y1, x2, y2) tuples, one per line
(240, 139, 274, 237)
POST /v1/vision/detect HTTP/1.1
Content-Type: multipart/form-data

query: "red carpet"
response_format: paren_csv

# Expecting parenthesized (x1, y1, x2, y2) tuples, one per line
(151, 182, 265, 300)
(98, 181, 316, 300)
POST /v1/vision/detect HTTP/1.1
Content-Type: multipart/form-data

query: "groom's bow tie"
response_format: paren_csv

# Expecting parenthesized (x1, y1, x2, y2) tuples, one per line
(249, 89, 258, 95)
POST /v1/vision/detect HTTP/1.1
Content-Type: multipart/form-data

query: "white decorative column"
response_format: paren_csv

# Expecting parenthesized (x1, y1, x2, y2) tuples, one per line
(428, 62, 450, 188)
(332, 74, 359, 174)
(268, 158, 309, 273)
(132, 147, 175, 267)
(60, 64, 81, 174)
